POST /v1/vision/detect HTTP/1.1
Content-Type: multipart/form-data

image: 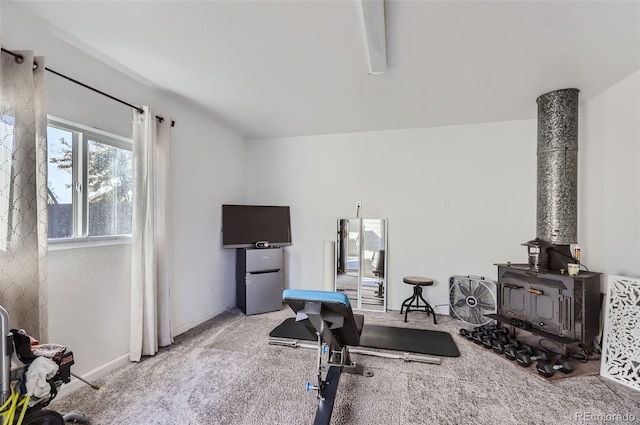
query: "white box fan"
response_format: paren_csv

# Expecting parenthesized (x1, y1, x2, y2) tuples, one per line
(449, 275, 497, 326)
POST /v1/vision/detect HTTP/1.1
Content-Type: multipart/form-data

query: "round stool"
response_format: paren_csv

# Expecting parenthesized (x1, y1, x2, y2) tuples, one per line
(400, 276, 437, 324)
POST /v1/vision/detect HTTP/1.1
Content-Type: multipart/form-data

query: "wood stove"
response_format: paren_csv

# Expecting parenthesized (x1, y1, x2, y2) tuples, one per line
(490, 263, 601, 350)
(486, 89, 603, 352)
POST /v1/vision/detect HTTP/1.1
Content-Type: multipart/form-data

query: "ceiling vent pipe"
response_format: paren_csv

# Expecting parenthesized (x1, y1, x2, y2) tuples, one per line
(536, 88, 579, 246)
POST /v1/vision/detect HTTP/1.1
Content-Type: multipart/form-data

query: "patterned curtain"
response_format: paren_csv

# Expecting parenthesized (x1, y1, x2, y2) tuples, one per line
(0, 50, 49, 340)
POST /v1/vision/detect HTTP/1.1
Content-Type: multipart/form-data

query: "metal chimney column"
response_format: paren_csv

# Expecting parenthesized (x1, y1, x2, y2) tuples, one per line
(536, 88, 579, 245)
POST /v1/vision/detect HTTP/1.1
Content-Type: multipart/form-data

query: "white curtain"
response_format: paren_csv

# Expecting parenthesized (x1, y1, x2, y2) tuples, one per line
(130, 106, 172, 361)
(0, 50, 49, 340)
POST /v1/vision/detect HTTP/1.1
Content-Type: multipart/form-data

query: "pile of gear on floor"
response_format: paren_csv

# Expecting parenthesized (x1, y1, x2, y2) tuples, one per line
(459, 324, 576, 378)
(1, 326, 90, 425)
(10, 328, 73, 403)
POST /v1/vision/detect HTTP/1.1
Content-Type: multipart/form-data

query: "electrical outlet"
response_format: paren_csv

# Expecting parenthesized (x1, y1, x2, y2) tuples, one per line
(356, 201, 362, 209)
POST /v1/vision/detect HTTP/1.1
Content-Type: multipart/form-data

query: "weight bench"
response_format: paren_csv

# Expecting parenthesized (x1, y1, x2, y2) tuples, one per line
(269, 289, 442, 425)
(278, 289, 372, 425)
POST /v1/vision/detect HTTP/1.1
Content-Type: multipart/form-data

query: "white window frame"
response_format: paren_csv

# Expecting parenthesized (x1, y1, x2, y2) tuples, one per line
(47, 116, 133, 250)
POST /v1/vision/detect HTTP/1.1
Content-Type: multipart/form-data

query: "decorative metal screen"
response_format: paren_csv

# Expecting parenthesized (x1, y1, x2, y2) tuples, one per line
(600, 275, 640, 392)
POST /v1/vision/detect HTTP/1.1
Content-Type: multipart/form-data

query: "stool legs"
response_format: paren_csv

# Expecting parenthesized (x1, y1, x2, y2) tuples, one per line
(400, 285, 437, 325)
(400, 286, 419, 314)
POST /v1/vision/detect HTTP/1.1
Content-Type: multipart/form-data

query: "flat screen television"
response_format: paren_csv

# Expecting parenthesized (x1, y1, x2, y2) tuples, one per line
(221, 204, 292, 248)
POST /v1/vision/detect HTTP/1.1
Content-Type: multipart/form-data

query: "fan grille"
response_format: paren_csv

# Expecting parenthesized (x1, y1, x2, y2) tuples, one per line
(449, 275, 497, 326)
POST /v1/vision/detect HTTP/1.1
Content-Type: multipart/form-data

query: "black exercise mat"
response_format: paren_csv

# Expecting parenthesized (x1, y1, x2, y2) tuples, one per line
(269, 317, 316, 341)
(269, 318, 460, 357)
(360, 324, 460, 357)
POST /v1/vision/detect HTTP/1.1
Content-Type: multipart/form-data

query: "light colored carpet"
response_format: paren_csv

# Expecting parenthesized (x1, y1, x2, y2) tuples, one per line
(49, 306, 640, 424)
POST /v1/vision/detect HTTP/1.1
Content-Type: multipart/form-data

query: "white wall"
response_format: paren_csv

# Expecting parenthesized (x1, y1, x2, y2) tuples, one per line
(246, 72, 640, 314)
(2, 4, 245, 378)
(580, 70, 640, 291)
(245, 120, 538, 311)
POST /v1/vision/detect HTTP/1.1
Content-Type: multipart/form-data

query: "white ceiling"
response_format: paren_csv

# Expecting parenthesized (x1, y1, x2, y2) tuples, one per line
(7, 0, 640, 140)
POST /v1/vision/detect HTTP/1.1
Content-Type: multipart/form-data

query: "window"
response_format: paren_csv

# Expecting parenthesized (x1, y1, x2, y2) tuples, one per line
(47, 117, 133, 243)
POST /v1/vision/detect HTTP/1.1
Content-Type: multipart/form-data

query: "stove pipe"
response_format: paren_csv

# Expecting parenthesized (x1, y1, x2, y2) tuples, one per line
(536, 88, 579, 246)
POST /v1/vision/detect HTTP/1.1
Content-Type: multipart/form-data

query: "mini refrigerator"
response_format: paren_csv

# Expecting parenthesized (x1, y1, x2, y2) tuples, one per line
(236, 248, 283, 315)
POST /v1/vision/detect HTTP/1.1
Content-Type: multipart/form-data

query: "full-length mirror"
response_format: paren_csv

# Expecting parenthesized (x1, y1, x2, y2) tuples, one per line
(336, 218, 387, 312)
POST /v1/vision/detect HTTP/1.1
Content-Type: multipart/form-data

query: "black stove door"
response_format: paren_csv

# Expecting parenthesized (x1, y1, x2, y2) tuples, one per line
(527, 287, 560, 335)
(501, 282, 527, 320)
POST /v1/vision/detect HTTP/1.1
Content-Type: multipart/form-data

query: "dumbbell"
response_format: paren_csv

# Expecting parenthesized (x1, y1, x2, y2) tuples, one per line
(491, 339, 506, 354)
(490, 327, 510, 338)
(536, 358, 574, 377)
(502, 339, 523, 359)
(481, 335, 495, 349)
(459, 328, 479, 342)
(477, 324, 501, 335)
(479, 324, 509, 338)
(503, 344, 519, 360)
(516, 344, 535, 356)
(483, 330, 504, 342)
(489, 334, 509, 353)
(471, 331, 484, 345)
(472, 327, 489, 339)
(481, 324, 499, 332)
(491, 334, 508, 344)
(515, 350, 551, 367)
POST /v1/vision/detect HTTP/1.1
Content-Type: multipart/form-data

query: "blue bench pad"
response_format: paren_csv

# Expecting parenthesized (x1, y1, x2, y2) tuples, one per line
(282, 289, 350, 308)
(282, 289, 362, 346)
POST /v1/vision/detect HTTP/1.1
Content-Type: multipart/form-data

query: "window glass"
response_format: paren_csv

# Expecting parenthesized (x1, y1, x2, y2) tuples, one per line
(87, 139, 133, 236)
(47, 126, 74, 238)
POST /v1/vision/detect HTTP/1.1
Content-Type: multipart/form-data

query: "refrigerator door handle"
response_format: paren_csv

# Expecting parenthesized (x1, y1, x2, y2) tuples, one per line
(248, 269, 281, 275)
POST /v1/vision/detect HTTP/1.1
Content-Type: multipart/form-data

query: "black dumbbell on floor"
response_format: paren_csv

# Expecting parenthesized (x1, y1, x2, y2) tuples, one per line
(536, 357, 574, 377)
(516, 344, 535, 356)
(491, 327, 510, 338)
(471, 330, 485, 345)
(516, 350, 551, 367)
(460, 328, 484, 344)
(489, 334, 509, 353)
(481, 335, 496, 349)
(492, 339, 506, 354)
(503, 343, 520, 360)
(459, 328, 478, 342)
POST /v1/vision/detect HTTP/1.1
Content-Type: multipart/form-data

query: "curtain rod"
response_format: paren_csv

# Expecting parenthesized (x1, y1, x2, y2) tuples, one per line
(1, 47, 175, 127)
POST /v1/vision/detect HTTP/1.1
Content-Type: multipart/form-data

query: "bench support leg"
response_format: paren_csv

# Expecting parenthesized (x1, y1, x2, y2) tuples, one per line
(313, 365, 342, 425)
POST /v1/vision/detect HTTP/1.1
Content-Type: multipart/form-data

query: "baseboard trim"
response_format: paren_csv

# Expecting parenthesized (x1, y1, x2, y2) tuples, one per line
(57, 305, 232, 398)
(57, 353, 130, 398)
(172, 305, 231, 336)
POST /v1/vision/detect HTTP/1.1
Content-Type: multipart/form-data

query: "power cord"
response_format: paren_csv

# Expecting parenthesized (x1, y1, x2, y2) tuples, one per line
(593, 335, 603, 355)
(568, 344, 590, 363)
(538, 338, 563, 356)
(537, 338, 592, 363)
